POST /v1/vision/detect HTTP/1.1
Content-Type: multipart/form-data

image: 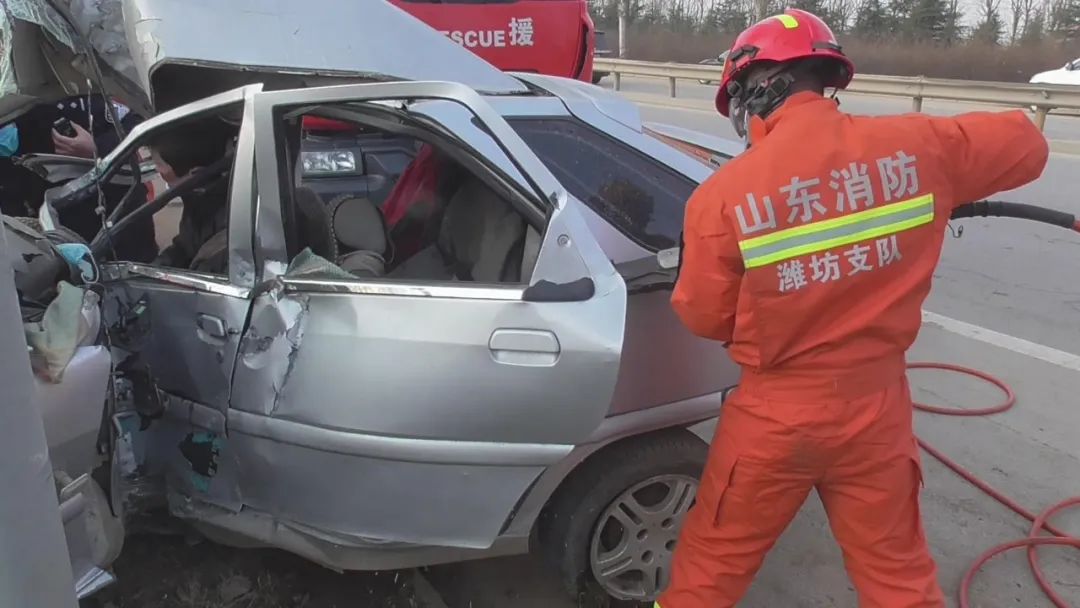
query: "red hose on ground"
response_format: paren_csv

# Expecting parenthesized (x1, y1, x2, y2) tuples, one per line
(907, 361, 1080, 608)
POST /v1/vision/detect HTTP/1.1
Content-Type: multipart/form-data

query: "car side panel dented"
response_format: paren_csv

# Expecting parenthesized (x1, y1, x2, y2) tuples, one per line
(232, 282, 309, 418)
(225, 424, 550, 550)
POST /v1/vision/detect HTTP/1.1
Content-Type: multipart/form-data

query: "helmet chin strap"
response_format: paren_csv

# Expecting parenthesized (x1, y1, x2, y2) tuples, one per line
(730, 67, 796, 147)
(744, 70, 796, 120)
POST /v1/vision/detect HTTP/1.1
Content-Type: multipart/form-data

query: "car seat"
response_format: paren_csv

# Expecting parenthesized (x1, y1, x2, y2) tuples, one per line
(293, 186, 337, 262)
(190, 229, 229, 274)
(328, 194, 389, 278)
(388, 176, 526, 283)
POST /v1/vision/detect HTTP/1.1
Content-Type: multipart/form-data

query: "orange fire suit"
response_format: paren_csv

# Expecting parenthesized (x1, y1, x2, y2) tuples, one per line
(659, 91, 1048, 608)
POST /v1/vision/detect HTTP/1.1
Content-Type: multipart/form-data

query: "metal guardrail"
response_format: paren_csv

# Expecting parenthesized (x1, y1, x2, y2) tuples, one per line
(594, 58, 1080, 131)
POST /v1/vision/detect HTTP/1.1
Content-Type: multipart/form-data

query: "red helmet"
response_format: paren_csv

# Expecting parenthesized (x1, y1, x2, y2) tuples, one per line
(715, 9, 854, 117)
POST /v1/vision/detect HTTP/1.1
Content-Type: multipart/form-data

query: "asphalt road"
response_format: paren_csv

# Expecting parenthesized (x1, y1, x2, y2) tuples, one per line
(427, 323, 1080, 607)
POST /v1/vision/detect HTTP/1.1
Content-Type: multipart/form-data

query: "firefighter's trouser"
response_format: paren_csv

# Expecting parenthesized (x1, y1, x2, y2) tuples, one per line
(656, 371, 946, 608)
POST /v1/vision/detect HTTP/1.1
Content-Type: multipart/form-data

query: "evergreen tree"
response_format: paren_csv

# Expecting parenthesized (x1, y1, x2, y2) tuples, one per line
(972, 2, 1005, 43)
(886, 0, 916, 36)
(908, 0, 952, 41)
(707, 0, 752, 32)
(854, 0, 892, 35)
(1020, 6, 1047, 43)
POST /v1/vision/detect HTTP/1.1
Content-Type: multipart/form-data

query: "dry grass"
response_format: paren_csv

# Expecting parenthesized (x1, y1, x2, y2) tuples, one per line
(607, 25, 1080, 82)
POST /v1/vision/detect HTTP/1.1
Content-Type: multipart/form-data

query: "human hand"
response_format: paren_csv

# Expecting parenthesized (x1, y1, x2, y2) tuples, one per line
(52, 121, 96, 158)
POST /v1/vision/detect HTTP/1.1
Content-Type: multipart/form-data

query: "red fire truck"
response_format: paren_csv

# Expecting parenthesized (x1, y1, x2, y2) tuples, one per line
(388, 0, 599, 83)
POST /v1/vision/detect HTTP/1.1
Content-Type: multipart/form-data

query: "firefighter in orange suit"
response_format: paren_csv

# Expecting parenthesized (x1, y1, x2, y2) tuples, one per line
(657, 9, 1048, 608)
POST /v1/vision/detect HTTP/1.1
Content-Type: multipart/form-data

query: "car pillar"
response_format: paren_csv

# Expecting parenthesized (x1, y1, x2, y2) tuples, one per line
(0, 226, 79, 608)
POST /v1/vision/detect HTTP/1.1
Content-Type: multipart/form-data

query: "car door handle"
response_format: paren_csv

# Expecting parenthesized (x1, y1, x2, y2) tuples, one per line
(196, 314, 228, 341)
(489, 329, 560, 366)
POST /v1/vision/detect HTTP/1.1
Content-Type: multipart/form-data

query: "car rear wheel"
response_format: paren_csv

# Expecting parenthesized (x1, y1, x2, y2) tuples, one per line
(538, 430, 708, 606)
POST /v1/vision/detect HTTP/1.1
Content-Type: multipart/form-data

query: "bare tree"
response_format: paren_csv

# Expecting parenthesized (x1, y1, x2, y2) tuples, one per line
(1010, 0, 1037, 42)
(974, 0, 1005, 43)
(753, 0, 770, 21)
(827, 0, 856, 30)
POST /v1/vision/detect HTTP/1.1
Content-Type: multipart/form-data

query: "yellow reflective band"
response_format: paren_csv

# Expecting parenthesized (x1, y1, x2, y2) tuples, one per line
(654, 603, 663, 608)
(738, 194, 935, 269)
(741, 194, 934, 251)
(772, 14, 799, 28)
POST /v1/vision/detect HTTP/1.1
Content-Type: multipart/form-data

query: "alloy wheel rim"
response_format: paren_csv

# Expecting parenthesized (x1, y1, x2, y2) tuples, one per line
(588, 474, 698, 601)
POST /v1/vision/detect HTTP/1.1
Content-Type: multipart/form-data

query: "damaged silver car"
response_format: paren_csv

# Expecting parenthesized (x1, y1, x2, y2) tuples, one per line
(6, 0, 743, 604)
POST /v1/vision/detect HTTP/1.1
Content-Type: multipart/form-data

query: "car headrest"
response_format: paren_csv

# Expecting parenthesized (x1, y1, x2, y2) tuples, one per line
(293, 186, 337, 261)
(330, 196, 387, 255)
(190, 229, 229, 274)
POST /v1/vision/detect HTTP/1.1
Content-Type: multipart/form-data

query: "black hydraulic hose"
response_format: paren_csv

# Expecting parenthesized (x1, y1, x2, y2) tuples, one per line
(952, 200, 1079, 232)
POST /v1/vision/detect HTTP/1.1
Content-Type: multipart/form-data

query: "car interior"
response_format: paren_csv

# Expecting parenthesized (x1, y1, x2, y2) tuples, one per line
(79, 107, 242, 277)
(277, 105, 544, 285)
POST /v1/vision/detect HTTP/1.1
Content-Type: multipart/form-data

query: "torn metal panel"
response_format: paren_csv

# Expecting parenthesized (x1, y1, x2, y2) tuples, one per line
(0, 1, 88, 124)
(113, 392, 244, 514)
(231, 280, 308, 417)
(122, 0, 527, 112)
(59, 0, 139, 88)
(102, 273, 248, 411)
(6, 0, 76, 49)
(0, 0, 76, 95)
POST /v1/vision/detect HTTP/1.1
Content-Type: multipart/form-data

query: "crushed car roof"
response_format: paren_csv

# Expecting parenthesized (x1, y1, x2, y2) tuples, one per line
(2, 0, 529, 121)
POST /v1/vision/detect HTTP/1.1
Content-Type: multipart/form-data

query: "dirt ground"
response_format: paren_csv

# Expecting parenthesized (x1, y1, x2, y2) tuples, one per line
(84, 533, 427, 608)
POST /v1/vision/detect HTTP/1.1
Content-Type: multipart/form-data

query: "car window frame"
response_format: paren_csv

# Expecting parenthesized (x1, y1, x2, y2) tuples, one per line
(42, 86, 260, 290)
(507, 115, 700, 253)
(260, 101, 550, 291)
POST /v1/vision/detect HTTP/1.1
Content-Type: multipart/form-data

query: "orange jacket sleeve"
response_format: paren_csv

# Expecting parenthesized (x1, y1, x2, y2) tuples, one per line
(671, 179, 744, 342)
(927, 109, 1049, 206)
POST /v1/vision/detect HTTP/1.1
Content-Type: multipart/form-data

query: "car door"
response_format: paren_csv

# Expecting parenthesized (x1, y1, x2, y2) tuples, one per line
(226, 81, 627, 549)
(98, 86, 260, 507)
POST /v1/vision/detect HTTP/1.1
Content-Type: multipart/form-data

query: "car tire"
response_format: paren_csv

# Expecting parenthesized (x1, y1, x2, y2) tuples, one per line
(537, 429, 708, 606)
